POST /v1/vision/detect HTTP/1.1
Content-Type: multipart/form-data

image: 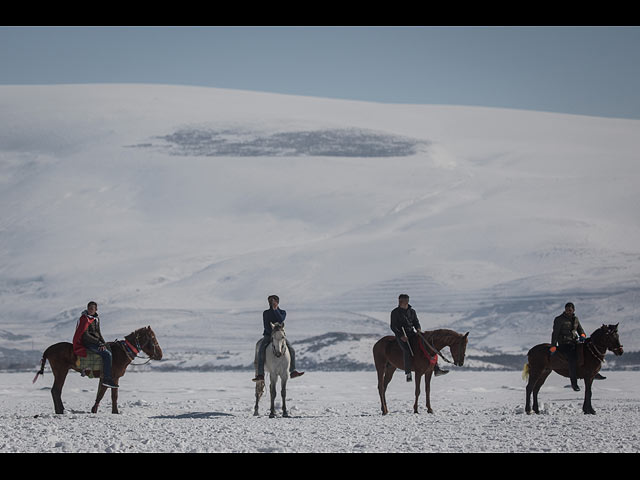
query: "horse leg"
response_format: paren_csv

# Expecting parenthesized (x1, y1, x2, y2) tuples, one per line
(254, 380, 264, 416)
(281, 378, 289, 418)
(376, 362, 388, 415)
(424, 371, 434, 414)
(413, 372, 422, 414)
(531, 369, 551, 414)
(50, 367, 68, 414)
(525, 371, 534, 414)
(111, 382, 119, 414)
(380, 363, 396, 415)
(269, 376, 277, 418)
(583, 376, 596, 415)
(91, 383, 108, 414)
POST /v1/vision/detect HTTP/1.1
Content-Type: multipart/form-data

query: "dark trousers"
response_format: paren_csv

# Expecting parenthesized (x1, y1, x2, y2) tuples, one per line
(256, 335, 296, 376)
(396, 335, 414, 375)
(557, 342, 578, 386)
(86, 344, 113, 381)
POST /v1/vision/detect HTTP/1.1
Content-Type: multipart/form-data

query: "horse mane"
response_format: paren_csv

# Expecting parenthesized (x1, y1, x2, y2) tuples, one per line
(424, 328, 465, 342)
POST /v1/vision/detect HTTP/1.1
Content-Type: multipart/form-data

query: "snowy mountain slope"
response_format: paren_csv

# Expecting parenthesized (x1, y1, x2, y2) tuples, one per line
(1, 83, 639, 370)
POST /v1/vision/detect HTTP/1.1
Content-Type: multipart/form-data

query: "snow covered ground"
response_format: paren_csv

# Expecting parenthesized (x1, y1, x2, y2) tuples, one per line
(1, 370, 639, 453)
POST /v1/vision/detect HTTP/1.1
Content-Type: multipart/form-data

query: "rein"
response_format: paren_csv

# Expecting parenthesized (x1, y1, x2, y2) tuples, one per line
(418, 331, 455, 365)
(271, 329, 287, 358)
(586, 339, 606, 363)
(117, 330, 157, 366)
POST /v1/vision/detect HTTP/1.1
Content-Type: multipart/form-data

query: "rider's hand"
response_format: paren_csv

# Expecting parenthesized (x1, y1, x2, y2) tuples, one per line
(401, 336, 408, 343)
(98, 345, 106, 352)
(550, 346, 557, 353)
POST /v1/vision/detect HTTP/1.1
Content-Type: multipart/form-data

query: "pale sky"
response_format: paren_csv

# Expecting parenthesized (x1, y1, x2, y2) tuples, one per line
(2, 26, 640, 119)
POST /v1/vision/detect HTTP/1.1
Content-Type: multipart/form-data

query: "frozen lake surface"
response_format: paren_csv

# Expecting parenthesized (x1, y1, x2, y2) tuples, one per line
(1, 369, 639, 452)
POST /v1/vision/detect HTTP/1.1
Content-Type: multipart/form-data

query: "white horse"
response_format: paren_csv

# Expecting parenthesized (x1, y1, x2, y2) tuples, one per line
(254, 323, 291, 418)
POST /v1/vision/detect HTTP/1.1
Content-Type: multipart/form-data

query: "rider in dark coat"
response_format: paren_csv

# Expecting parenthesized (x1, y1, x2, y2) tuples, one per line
(551, 302, 586, 391)
(391, 294, 448, 382)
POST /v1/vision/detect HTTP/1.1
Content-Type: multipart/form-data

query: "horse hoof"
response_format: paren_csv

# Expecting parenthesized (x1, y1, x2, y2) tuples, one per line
(427, 409, 434, 414)
(269, 413, 276, 418)
(283, 412, 290, 418)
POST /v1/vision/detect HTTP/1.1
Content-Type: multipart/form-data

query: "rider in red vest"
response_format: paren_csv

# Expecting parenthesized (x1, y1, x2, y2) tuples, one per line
(72, 301, 118, 389)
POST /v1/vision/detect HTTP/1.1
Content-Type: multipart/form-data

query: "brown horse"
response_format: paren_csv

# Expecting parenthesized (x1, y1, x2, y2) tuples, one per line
(33, 326, 162, 414)
(373, 329, 469, 415)
(523, 324, 623, 415)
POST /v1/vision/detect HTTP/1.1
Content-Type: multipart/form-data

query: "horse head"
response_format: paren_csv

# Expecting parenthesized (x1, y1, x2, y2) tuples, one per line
(270, 323, 287, 358)
(450, 331, 469, 367)
(128, 326, 163, 361)
(593, 323, 623, 356)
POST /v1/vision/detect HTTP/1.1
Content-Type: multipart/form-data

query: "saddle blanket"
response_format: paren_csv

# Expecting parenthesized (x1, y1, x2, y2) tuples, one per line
(75, 351, 103, 378)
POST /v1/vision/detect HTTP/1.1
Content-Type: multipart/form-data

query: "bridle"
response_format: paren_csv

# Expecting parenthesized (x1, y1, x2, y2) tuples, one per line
(271, 328, 287, 358)
(586, 327, 623, 364)
(119, 328, 159, 366)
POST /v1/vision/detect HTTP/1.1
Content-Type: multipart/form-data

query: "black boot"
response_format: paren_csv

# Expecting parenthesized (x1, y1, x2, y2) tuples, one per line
(567, 346, 580, 391)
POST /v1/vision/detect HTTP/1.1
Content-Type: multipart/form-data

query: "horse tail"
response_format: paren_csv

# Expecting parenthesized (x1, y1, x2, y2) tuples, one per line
(32, 350, 48, 384)
(521, 362, 530, 382)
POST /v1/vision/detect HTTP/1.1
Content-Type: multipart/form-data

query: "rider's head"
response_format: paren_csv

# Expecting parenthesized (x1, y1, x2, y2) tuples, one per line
(268, 295, 280, 309)
(87, 301, 97, 315)
(565, 302, 575, 316)
(398, 294, 410, 309)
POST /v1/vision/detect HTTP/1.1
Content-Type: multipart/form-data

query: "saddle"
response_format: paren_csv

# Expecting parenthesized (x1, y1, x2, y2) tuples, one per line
(74, 351, 103, 378)
(552, 343, 585, 368)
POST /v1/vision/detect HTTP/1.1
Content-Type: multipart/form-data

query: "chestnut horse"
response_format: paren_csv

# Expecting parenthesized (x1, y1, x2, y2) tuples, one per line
(523, 324, 623, 415)
(373, 329, 468, 415)
(33, 326, 162, 414)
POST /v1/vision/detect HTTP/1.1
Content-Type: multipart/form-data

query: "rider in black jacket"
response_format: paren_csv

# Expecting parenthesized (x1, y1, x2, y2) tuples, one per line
(391, 294, 448, 382)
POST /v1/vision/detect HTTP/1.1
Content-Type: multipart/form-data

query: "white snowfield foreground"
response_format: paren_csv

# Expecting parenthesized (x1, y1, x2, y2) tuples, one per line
(1, 370, 639, 453)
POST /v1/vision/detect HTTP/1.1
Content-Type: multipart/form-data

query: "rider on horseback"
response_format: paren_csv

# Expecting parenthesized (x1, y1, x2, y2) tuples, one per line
(390, 294, 448, 382)
(252, 295, 304, 382)
(550, 302, 586, 391)
(72, 301, 118, 389)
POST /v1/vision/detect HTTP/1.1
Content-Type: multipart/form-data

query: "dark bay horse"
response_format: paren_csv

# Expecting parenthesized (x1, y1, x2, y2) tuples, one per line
(523, 324, 623, 415)
(33, 326, 162, 414)
(373, 329, 468, 415)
